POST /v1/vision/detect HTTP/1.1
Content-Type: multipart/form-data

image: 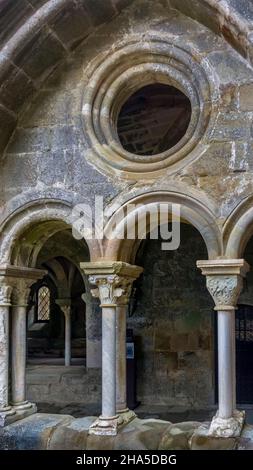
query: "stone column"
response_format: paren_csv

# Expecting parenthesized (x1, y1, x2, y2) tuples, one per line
(115, 275, 141, 425)
(82, 290, 102, 369)
(197, 259, 249, 438)
(11, 279, 33, 410)
(56, 300, 71, 367)
(11, 268, 46, 411)
(81, 262, 143, 436)
(0, 279, 15, 426)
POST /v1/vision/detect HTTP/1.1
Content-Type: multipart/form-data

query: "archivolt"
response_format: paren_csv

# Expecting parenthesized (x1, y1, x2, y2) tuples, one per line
(103, 191, 222, 262)
(224, 195, 253, 258)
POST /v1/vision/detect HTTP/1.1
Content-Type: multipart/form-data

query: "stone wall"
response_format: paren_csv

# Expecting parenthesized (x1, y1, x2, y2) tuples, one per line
(1, 0, 253, 222)
(26, 365, 101, 406)
(131, 223, 214, 408)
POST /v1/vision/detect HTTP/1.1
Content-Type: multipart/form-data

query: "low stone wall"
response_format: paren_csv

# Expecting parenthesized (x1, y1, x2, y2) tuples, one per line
(26, 365, 101, 405)
(0, 414, 253, 450)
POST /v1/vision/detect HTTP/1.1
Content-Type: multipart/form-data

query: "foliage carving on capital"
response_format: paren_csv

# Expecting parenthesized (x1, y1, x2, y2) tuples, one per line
(89, 274, 134, 306)
(206, 275, 243, 309)
(12, 279, 33, 306)
(0, 283, 12, 305)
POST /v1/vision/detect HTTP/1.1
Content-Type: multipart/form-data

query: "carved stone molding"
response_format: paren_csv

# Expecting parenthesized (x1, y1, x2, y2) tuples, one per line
(82, 38, 215, 180)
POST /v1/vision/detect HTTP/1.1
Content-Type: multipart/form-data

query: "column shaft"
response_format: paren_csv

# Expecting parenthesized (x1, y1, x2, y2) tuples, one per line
(218, 310, 234, 419)
(65, 312, 71, 367)
(116, 305, 127, 412)
(11, 305, 27, 406)
(102, 306, 117, 419)
(0, 305, 11, 411)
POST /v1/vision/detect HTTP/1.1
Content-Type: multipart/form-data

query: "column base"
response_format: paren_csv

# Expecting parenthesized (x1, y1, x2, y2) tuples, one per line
(117, 408, 137, 426)
(0, 407, 16, 427)
(89, 416, 118, 436)
(12, 400, 34, 411)
(209, 410, 245, 438)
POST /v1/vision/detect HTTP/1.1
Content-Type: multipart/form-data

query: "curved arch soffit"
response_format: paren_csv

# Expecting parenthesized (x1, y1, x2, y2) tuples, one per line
(0, 199, 101, 266)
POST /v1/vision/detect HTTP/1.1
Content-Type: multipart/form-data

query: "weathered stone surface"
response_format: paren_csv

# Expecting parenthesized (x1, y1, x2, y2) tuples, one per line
(0, 413, 73, 450)
(0, 104, 16, 153)
(48, 4, 92, 50)
(191, 423, 237, 450)
(0, 54, 36, 113)
(10, 28, 66, 82)
(2, 414, 253, 450)
(27, 366, 101, 405)
(239, 83, 253, 111)
(159, 421, 200, 450)
(48, 416, 94, 450)
(0, 0, 33, 48)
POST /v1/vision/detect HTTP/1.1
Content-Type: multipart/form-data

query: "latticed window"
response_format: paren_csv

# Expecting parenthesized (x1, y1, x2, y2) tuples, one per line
(37, 286, 50, 322)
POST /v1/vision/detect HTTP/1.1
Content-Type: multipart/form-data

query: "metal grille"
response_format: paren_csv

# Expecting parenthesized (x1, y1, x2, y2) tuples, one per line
(236, 307, 253, 342)
(37, 286, 50, 321)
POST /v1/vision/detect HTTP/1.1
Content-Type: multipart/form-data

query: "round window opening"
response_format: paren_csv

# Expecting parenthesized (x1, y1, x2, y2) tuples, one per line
(117, 84, 192, 156)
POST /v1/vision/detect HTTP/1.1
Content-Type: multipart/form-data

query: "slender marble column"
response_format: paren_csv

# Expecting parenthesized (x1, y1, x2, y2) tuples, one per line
(63, 306, 71, 367)
(217, 310, 234, 419)
(116, 295, 137, 425)
(80, 262, 143, 436)
(56, 300, 71, 367)
(11, 279, 33, 409)
(116, 304, 127, 413)
(197, 259, 249, 438)
(0, 281, 15, 424)
(88, 274, 119, 435)
(101, 304, 117, 419)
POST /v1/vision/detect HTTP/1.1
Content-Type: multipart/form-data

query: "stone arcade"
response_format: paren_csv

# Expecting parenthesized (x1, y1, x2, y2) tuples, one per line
(1, 0, 253, 450)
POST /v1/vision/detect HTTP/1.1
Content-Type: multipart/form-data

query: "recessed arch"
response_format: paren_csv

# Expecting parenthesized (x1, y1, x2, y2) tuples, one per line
(0, 199, 102, 266)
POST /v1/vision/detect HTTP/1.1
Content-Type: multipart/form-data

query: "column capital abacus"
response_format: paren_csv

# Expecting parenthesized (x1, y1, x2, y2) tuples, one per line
(197, 259, 250, 310)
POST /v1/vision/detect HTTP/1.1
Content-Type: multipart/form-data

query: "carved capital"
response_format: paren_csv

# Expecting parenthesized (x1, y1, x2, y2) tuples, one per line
(197, 259, 249, 310)
(12, 279, 33, 307)
(89, 274, 138, 308)
(61, 305, 71, 318)
(89, 275, 123, 306)
(81, 261, 143, 308)
(206, 275, 243, 310)
(0, 283, 12, 305)
(0, 266, 46, 307)
(55, 299, 71, 318)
